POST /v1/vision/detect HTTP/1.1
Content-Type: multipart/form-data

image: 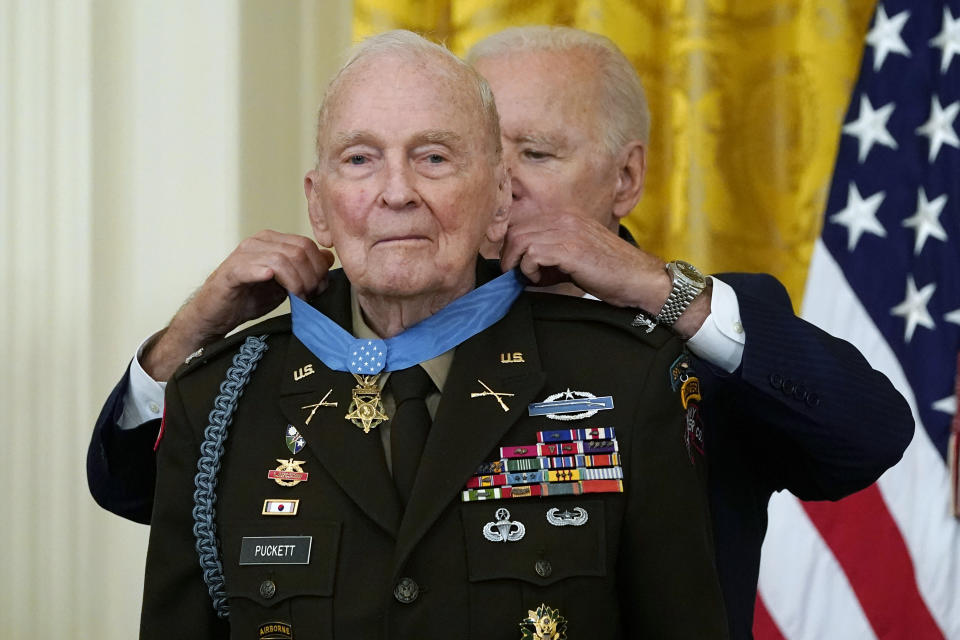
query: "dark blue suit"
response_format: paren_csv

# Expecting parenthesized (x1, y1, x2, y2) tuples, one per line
(87, 271, 913, 638)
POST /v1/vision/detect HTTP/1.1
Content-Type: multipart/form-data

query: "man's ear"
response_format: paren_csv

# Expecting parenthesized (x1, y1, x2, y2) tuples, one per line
(484, 163, 512, 245)
(612, 141, 646, 220)
(304, 169, 333, 247)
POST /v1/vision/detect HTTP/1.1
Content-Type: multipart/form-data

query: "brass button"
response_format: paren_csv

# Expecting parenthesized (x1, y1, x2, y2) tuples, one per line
(259, 579, 277, 599)
(535, 559, 553, 578)
(394, 577, 419, 604)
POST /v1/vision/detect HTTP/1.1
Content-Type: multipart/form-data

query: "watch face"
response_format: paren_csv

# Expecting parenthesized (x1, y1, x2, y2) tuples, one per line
(674, 260, 706, 286)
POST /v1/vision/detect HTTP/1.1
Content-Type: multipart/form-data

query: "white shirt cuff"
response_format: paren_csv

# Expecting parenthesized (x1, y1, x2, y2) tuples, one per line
(118, 333, 168, 430)
(685, 277, 745, 373)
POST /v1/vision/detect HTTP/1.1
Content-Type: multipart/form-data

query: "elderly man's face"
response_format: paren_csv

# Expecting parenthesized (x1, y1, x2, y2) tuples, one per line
(474, 50, 633, 233)
(306, 55, 508, 299)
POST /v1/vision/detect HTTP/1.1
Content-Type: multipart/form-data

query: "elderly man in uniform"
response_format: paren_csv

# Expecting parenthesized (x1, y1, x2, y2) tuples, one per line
(93, 27, 912, 639)
(139, 30, 729, 639)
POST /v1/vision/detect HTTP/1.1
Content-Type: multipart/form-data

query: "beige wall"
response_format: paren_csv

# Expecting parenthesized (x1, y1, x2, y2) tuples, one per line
(0, 1, 351, 636)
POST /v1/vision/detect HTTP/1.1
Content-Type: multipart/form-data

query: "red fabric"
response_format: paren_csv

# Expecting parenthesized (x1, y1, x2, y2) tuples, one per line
(153, 404, 166, 451)
(951, 352, 960, 518)
(753, 593, 788, 640)
(802, 486, 944, 639)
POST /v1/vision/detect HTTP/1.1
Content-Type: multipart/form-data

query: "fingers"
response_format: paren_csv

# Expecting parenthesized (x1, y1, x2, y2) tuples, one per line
(232, 231, 332, 297)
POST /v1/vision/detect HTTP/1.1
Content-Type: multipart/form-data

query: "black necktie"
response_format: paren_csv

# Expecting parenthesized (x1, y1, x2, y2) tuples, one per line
(389, 366, 433, 505)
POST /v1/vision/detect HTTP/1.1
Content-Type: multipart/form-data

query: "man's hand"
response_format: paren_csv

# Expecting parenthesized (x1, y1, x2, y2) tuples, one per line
(142, 230, 335, 380)
(499, 214, 710, 339)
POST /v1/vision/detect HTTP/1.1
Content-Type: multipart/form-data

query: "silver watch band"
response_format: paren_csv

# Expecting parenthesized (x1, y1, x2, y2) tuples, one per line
(656, 261, 706, 327)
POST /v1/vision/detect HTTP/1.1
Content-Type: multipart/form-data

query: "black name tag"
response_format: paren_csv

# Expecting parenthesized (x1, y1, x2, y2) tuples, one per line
(240, 536, 312, 565)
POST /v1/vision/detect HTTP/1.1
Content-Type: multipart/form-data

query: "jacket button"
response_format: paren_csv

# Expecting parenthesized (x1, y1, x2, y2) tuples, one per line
(806, 392, 820, 408)
(781, 379, 796, 396)
(769, 373, 783, 389)
(535, 559, 553, 578)
(394, 577, 419, 604)
(259, 579, 276, 600)
(793, 384, 807, 401)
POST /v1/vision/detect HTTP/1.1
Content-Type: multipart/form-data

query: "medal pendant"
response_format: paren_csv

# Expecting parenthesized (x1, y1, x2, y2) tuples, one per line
(345, 373, 389, 433)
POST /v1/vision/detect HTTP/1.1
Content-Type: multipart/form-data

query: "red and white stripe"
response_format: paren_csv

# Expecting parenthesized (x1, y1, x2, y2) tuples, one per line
(756, 241, 960, 639)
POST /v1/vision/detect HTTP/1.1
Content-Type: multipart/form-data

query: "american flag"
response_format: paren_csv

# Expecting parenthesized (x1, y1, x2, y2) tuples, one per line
(754, 2, 960, 638)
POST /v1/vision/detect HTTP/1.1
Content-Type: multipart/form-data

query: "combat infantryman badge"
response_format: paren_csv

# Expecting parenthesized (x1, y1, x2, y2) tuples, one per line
(520, 603, 567, 640)
(470, 379, 514, 412)
(345, 374, 388, 433)
(528, 389, 614, 421)
(483, 507, 526, 542)
(267, 459, 309, 487)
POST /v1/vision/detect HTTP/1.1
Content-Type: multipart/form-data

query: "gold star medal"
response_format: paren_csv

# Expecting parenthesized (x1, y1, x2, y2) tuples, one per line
(345, 373, 389, 433)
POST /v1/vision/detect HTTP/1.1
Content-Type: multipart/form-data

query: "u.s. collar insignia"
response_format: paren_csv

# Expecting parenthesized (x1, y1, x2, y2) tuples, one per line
(285, 424, 306, 455)
(520, 603, 568, 640)
(546, 507, 588, 527)
(528, 389, 614, 421)
(482, 507, 525, 542)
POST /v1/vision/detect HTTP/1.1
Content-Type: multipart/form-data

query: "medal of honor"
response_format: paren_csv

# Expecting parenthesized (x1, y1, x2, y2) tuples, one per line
(345, 373, 389, 433)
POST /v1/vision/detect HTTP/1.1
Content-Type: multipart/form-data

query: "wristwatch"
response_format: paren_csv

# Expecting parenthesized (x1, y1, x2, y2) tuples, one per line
(656, 260, 707, 327)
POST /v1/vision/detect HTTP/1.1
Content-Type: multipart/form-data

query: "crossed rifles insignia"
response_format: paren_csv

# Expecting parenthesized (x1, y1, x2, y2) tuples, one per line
(470, 379, 514, 412)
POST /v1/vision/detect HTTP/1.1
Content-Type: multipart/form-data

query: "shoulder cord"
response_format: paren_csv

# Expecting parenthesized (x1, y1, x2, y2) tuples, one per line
(192, 335, 269, 618)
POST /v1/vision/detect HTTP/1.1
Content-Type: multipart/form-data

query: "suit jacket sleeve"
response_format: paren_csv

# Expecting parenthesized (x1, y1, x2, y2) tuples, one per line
(86, 363, 159, 524)
(711, 272, 914, 500)
(140, 372, 228, 639)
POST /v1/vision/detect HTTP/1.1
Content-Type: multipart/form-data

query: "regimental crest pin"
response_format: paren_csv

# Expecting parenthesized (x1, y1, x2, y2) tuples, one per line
(285, 424, 306, 455)
(482, 507, 525, 542)
(267, 458, 309, 487)
(520, 603, 568, 640)
(528, 389, 614, 421)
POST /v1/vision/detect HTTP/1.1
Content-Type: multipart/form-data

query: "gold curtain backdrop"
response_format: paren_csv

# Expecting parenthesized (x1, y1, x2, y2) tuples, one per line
(354, 0, 875, 307)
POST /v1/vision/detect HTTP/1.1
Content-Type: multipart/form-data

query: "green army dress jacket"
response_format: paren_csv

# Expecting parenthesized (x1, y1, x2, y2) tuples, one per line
(140, 265, 729, 640)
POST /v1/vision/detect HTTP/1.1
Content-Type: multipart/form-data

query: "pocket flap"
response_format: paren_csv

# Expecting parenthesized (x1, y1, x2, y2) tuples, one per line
(219, 518, 341, 605)
(461, 499, 606, 586)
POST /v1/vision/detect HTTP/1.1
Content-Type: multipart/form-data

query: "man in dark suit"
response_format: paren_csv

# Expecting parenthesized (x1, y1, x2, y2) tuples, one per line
(92, 26, 913, 639)
(140, 29, 729, 638)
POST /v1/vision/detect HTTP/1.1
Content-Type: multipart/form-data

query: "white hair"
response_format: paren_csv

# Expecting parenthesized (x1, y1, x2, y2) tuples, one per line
(466, 26, 650, 153)
(315, 30, 501, 163)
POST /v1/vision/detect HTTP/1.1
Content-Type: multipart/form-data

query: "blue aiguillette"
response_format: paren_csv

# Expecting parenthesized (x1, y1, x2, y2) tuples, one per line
(289, 269, 526, 375)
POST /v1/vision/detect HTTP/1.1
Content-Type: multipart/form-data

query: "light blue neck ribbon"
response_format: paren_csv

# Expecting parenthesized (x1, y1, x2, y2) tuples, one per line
(289, 269, 525, 375)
